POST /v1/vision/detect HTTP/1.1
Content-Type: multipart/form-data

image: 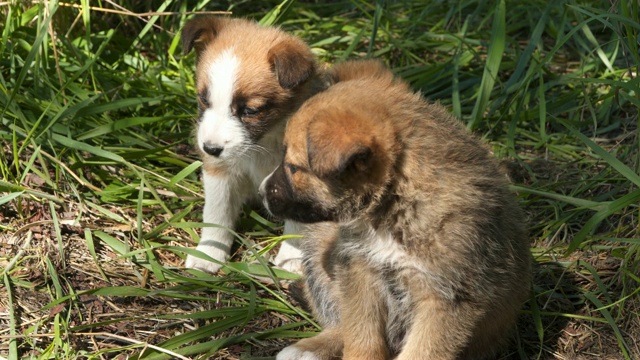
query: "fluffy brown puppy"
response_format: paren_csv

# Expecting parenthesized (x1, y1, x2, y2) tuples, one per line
(259, 60, 532, 360)
(181, 17, 327, 274)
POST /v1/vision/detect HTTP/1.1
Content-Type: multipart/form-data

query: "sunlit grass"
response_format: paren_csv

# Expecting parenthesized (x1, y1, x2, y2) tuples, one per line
(1, 0, 638, 358)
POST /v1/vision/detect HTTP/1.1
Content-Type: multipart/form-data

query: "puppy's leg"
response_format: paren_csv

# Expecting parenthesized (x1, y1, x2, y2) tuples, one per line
(395, 294, 480, 360)
(274, 220, 304, 274)
(301, 223, 341, 327)
(276, 327, 343, 360)
(339, 259, 389, 360)
(185, 171, 245, 273)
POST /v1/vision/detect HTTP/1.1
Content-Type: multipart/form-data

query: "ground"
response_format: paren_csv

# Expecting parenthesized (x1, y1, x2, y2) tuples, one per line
(1, 152, 639, 359)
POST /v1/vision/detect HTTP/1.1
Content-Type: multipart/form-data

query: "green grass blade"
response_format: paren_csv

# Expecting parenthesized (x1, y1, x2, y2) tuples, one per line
(510, 185, 606, 210)
(566, 188, 640, 253)
(84, 228, 109, 281)
(51, 133, 125, 163)
(94, 230, 129, 256)
(1, 1, 58, 124)
(0, 191, 24, 206)
(0, 180, 63, 203)
(74, 97, 160, 118)
(503, 2, 550, 94)
(468, 0, 505, 130)
(86, 202, 128, 224)
(168, 160, 202, 186)
(583, 292, 631, 359)
(3, 273, 18, 360)
(259, 0, 296, 26)
(367, 0, 384, 57)
(559, 120, 640, 188)
(76, 116, 171, 141)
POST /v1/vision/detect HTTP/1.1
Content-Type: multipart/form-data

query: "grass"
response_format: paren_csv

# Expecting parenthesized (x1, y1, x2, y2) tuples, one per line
(1, 0, 639, 358)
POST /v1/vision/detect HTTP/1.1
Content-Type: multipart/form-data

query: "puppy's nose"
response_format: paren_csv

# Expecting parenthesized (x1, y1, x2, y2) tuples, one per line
(202, 142, 223, 157)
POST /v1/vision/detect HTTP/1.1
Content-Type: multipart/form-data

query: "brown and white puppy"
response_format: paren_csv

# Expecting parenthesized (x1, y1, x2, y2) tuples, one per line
(259, 60, 532, 360)
(181, 17, 326, 273)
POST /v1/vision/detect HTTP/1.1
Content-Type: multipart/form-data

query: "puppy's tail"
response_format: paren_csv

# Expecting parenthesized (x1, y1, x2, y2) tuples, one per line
(328, 59, 395, 85)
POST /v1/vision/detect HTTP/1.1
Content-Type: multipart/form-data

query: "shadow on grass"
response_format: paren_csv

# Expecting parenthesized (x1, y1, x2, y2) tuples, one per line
(502, 261, 584, 360)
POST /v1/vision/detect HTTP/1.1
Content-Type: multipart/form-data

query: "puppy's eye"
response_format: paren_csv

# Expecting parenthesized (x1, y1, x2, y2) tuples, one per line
(241, 106, 260, 117)
(198, 92, 210, 108)
(287, 163, 299, 175)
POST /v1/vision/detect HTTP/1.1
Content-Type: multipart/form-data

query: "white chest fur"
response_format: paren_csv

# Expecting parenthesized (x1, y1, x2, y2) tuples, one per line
(341, 225, 409, 267)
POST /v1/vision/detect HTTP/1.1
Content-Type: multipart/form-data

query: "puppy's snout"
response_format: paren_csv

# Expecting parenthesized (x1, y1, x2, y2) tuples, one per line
(259, 168, 287, 216)
(259, 173, 278, 201)
(202, 142, 224, 157)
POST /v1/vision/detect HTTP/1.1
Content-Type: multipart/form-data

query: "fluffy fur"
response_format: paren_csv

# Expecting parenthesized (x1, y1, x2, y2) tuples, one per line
(260, 60, 532, 359)
(181, 17, 326, 273)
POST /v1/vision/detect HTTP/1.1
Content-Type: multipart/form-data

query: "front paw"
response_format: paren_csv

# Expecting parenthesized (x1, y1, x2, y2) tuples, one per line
(185, 245, 229, 273)
(276, 329, 343, 360)
(185, 255, 223, 273)
(275, 257, 303, 274)
(276, 345, 321, 360)
(274, 239, 304, 274)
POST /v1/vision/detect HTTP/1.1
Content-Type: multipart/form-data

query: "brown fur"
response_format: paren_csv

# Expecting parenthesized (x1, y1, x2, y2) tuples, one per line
(181, 16, 328, 274)
(261, 60, 532, 359)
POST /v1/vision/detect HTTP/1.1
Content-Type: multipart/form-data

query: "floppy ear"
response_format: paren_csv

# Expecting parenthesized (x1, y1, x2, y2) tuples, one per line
(307, 112, 374, 178)
(181, 17, 226, 55)
(268, 38, 316, 89)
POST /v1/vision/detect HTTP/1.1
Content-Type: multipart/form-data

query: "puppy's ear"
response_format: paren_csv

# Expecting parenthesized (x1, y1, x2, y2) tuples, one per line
(268, 38, 315, 89)
(181, 17, 226, 55)
(307, 111, 374, 178)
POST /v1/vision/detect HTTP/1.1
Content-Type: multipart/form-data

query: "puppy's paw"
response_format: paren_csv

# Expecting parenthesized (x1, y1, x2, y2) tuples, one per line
(276, 330, 342, 360)
(274, 240, 303, 274)
(275, 257, 303, 274)
(276, 345, 320, 360)
(185, 255, 223, 273)
(184, 245, 229, 273)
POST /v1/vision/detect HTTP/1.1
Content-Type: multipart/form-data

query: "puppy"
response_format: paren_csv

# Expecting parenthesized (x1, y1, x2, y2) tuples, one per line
(260, 60, 532, 359)
(181, 17, 326, 273)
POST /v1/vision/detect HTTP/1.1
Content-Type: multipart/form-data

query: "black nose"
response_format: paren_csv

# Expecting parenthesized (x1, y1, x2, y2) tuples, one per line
(202, 142, 223, 157)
